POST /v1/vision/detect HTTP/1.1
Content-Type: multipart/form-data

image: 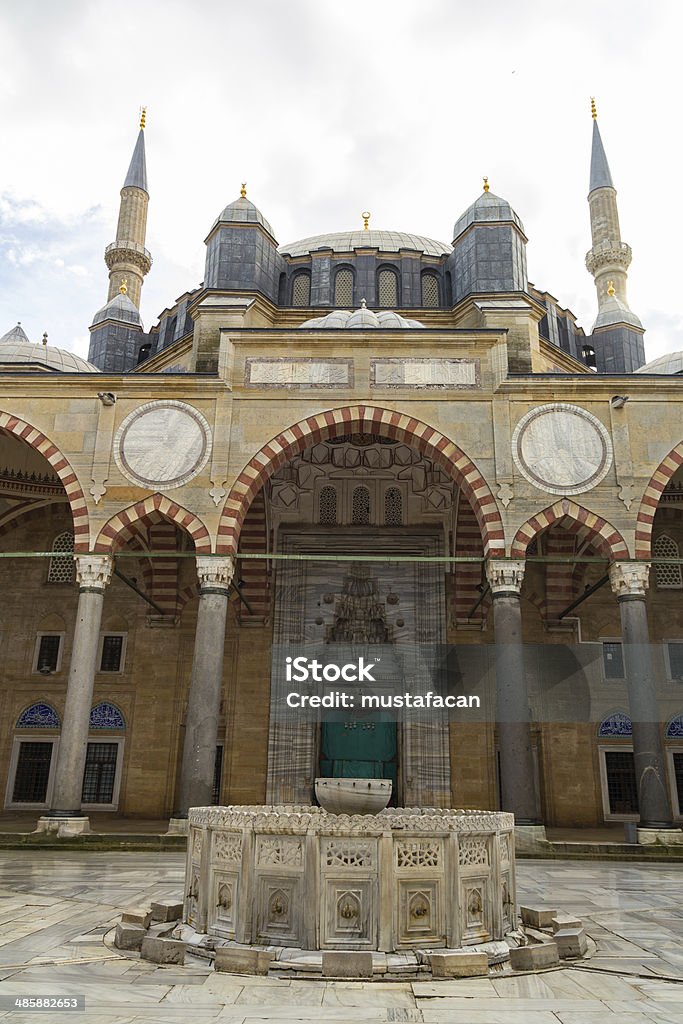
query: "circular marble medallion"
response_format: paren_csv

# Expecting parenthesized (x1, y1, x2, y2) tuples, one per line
(114, 400, 212, 489)
(511, 403, 612, 495)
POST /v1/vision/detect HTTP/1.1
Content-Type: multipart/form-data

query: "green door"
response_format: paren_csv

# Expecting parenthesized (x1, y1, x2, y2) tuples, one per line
(320, 721, 397, 793)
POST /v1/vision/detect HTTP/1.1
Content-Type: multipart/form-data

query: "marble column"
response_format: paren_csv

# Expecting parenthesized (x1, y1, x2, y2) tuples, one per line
(169, 556, 234, 830)
(486, 560, 542, 828)
(37, 554, 113, 835)
(609, 562, 675, 832)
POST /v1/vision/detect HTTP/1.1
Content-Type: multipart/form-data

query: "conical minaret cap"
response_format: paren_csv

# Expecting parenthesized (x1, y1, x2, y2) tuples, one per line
(123, 128, 148, 193)
(589, 118, 614, 194)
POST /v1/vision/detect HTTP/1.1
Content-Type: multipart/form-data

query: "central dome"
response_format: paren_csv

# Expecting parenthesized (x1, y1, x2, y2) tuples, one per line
(299, 305, 424, 329)
(280, 229, 451, 258)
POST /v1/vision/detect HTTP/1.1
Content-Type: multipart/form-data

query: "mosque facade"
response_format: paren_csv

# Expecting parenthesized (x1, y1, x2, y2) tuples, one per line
(0, 105, 682, 840)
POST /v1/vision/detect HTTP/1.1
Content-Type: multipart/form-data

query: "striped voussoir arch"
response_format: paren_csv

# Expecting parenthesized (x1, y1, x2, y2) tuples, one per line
(93, 493, 211, 554)
(0, 413, 89, 550)
(217, 405, 505, 557)
(635, 442, 683, 559)
(510, 498, 630, 560)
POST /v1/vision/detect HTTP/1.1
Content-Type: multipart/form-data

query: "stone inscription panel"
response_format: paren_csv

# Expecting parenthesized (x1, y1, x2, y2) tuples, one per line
(371, 358, 480, 388)
(245, 358, 353, 388)
(511, 403, 613, 495)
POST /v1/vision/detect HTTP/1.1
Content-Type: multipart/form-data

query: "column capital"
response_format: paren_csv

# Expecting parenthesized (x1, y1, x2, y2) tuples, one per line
(74, 554, 113, 591)
(195, 555, 235, 593)
(485, 559, 525, 595)
(609, 561, 650, 599)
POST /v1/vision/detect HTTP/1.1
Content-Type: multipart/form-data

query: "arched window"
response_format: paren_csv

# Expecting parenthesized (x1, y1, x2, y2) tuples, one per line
(319, 486, 338, 525)
(653, 534, 682, 589)
(47, 531, 74, 584)
(377, 268, 399, 307)
(597, 711, 633, 738)
(16, 702, 61, 729)
(582, 344, 597, 370)
(421, 273, 439, 308)
(89, 702, 126, 730)
(334, 267, 354, 307)
(384, 487, 403, 526)
(291, 272, 311, 307)
(351, 486, 371, 525)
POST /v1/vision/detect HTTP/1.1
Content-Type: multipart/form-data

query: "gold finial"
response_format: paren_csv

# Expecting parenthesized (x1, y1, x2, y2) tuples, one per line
(591, 97, 597, 120)
(607, 279, 615, 297)
(362, 210, 370, 230)
(139, 106, 147, 130)
(240, 182, 247, 198)
(483, 176, 490, 193)
(119, 278, 128, 295)
(42, 331, 48, 347)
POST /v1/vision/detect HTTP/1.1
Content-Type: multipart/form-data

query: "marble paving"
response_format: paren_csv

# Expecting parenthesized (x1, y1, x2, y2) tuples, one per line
(0, 852, 680, 1022)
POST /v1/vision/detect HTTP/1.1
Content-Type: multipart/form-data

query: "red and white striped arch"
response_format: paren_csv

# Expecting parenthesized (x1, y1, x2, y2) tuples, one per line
(93, 493, 211, 554)
(510, 498, 630, 561)
(635, 442, 683, 559)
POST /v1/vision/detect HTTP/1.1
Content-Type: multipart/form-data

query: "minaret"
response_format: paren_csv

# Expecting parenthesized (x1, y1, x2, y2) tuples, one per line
(585, 99, 644, 371)
(104, 109, 152, 308)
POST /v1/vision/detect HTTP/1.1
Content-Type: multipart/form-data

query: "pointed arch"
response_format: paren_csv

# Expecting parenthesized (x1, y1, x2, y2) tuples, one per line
(0, 412, 89, 548)
(635, 441, 683, 559)
(217, 405, 504, 556)
(510, 498, 630, 560)
(93, 493, 211, 553)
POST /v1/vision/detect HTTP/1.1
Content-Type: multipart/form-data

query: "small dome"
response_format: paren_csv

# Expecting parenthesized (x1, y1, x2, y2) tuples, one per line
(280, 230, 450, 259)
(635, 351, 683, 375)
(299, 306, 424, 329)
(0, 323, 30, 344)
(210, 196, 275, 238)
(0, 336, 100, 373)
(592, 293, 642, 331)
(91, 292, 143, 329)
(453, 189, 525, 242)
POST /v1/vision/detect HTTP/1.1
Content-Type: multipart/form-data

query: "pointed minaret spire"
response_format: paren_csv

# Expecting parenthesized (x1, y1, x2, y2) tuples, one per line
(589, 99, 614, 193)
(103, 110, 152, 307)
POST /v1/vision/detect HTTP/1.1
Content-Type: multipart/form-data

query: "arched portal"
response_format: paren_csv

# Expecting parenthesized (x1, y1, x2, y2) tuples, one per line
(636, 442, 683, 559)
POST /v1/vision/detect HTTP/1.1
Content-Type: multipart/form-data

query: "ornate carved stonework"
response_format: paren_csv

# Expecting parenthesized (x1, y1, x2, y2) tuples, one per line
(212, 831, 241, 864)
(485, 559, 525, 595)
(585, 240, 632, 274)
(459, 837, 490, 866)
(195, 555, 235, 592)
(511, 403, 613, 496)
(257, 837, 303, 866)
(75, 554, 113, 591)
(396, 840, 441, 868)
(609, 561, 650, 599)
(114, 400, 212, 490)
(245, 357, 352, 388)
(371, 358, 480, 389)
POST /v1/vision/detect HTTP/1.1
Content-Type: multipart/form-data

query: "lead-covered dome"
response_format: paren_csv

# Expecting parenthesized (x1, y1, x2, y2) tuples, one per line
(299, 305, 424, 329)
(635, 351, 683, 375)
(280, 230, 450, 258)
(453, 188, 525, 242)
(0, 325, 100, 372)
(210, 195, 276, 239)
(91, 292, 144, 328)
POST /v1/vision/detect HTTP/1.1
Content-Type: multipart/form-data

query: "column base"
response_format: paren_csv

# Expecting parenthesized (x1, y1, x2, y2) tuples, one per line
(514, 824, 548, 851)
(637, 827, 683, 846)
(35, 816, 91, 837)
(166, 817, 189, 836)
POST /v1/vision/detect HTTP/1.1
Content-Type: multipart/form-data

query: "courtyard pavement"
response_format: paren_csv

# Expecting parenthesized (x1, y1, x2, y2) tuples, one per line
(0, 851, 681, 1023)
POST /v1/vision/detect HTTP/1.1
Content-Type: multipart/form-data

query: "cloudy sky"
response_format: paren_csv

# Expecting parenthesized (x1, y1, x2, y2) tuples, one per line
(0, 0, 681, 363)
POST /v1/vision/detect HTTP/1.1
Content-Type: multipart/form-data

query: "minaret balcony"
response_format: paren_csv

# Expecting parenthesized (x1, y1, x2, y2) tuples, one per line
(104, 239, 152, 275)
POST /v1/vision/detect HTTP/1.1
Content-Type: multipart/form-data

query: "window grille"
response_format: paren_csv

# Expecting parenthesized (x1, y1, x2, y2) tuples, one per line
(384, 487, 403, 526)
(291, 273, 311, 306)
(654, 534, 682, 589)
(604, 750, 638, 815)
(12, 742, 53, 803)
(319, 486, 338, 525)
(421, 274, 439, 307)
(36, 635, 61, 673)
(100, 635, 124, 673)
(377, 269, 398, 307)
(602, 641, 624, 679)
(334, 268, 354, 306)
(673, 752, 683, 812)
(668, 642, 683, 682)
(81, 742, 118, 803)
(47, 531, 74, 584)
(351, 486, 371, 525)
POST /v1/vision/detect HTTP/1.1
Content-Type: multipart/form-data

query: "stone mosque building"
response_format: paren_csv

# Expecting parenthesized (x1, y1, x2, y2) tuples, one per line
(0, 103, 682, 841)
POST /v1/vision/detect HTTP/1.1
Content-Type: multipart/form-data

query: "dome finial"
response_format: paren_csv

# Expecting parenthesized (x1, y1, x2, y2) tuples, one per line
(42, 331, 48, 347)
(483, 176, 490, 193)
(240, 182, 247, 198)
(119, 278, 128, 295)
(362, 210, 371, 230)
(139, 106, 147, 130)
(607, 279, 615, 297)
(360, 297, 367, 308)
(591, 97, 597, 120)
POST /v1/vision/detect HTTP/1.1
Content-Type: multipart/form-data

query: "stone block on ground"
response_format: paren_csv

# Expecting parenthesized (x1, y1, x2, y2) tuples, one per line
(147, 921, 177, 939)
(551, 913, 582, 933)
(121, 906, 152, 928)
(520, 906, 556, 929)
(510, 941, 559, 970)
(114, 922, 146, 951)
(150, 899, 183, 923)
(554, 927, 587, 959)
(430, 951, 488, 978)
(214, 946, 273, 975)
(322, 950, 373, 978)
(140, 936, 186, 965)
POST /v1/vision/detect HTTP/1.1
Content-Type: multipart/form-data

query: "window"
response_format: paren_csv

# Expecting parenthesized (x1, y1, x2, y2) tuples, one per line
(602, 641, 624, 680)
(377, 268, 398, 307)
(33, 633, 63, 674)
(319, 485, 338, 525)
(11, 742, 54, 803)
(668, 749, 683, 818)
(81, 742, 118, 804)
(213, 745, 223, 805)
(351, 486, 371, 525)
(47, 531, 74, 584)
(421, 273, 439, 307)
(666, 642, 683, 682)
(603, 750, 638, 816)
(384, 487, 403, 526)
(291, 272, 311, 306)
(99, 634, 126, 673)
(653, 535, 682, 589)
(334, 268, 354, 306)
(582, 344, 597, 370)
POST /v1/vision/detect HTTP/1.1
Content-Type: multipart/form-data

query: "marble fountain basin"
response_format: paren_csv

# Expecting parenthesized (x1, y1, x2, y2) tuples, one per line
(315, 777, 392, 815)
(185, 805, 516, 953)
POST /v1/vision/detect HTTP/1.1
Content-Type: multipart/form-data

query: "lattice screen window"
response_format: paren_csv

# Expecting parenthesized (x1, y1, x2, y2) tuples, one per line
(47, 531, 74, 584)
(384, 487, 403, 526)
(334, 268, 354, 307)
(319, 486, 338, 525)
(604, 750, 638, 815)
(654, 534, 682, 589)
(291, 273, 311, 307)
(351, 486, 371, 525)
(421, 274, 439, 307)
(377, 269, 398, 307)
